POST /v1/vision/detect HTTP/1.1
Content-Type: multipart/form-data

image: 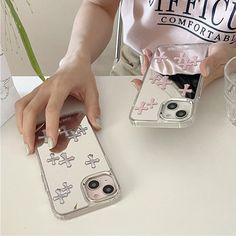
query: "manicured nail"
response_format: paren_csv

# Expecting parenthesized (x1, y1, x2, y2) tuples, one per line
(139, 55, 143, 65)
(25, 144, 30, 156)
(142, 49, 147, 55)
(131, 80, 137, 89)
(47, 137, 54, 149)
(206, 66, 211, 77)
(95, 118, 102, 129)
(131, 79, 143, 91)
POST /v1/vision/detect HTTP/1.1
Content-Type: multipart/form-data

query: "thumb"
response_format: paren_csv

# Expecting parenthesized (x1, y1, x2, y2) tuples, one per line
(141, 48, 153, 75)
(84, 85, 101, 130)
(141, 54, 150, 75)
(200, 56, 215, 77)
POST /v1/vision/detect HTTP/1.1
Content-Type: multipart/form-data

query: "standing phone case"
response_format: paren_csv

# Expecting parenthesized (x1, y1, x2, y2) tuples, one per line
(35, 112, 121, 220)
(129, 43, 209, 128)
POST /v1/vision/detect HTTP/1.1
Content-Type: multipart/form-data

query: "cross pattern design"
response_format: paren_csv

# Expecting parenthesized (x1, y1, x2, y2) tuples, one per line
(149, 72, 163, 84)
(59, 126, 71, 137)
(174, 52, 201, 70)
(135, 101, 149, 115)
(59, 125, 88, 142)
(58, 152, 75, 168)
(47, 153, 60, 165)
(53, 182, 73, 204)
(179, 84, 193, 97)
(66, 130, 81, 142)
(85, 154, 100, 168)
(47, 152, 75, 168)
(135, 98, 158, 115)
(77, 126, 88, 135)
(155, 75, 172, 90)
(154, 52, 168, 63)
(147, 98, 158, 109)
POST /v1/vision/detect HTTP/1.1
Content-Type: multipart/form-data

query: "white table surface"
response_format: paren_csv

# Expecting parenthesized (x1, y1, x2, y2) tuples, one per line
(1, 76, 236, 235)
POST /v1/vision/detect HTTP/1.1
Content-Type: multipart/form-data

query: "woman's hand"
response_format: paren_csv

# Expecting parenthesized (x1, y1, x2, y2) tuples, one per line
(134, 43, 236, 90)
(15, 56, 101, 155)
(200, 42, 236, 87)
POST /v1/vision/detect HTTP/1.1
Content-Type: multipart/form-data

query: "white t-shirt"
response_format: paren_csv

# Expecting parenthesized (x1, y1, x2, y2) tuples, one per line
(121, 0, 236, 53)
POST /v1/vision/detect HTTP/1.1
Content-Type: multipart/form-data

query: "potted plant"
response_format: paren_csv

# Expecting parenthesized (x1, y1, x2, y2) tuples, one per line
(3, 0, 45, 82)
(1, 0, 45, 126)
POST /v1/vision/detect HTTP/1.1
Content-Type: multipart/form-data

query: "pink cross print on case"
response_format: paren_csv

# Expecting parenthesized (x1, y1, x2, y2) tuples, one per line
(147, 98, 158, 109)
(135, 101, 149, 115)
(149, 72, 162, 84)
(179, 84, 193, 97)
(135, 98, 158, 115)
(155, 75, 172, 90)
(174, 52, 201, 70)
(154, 51, 168, 63)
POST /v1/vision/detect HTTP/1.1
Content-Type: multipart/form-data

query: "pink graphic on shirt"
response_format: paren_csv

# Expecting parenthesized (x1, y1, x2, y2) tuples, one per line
(154, 52, 168, 63)
(135, 98, 158, 115)
(155, 75, 172, 90)
(179, 84, 193, 97)
(174, 52, 202, 70)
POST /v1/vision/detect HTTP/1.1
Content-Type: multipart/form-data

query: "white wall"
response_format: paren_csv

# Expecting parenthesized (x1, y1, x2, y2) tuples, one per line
(1, 0, 116, 76)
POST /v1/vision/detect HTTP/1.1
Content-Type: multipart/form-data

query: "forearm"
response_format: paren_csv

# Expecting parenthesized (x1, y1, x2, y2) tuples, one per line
(61, 0, 119, 66)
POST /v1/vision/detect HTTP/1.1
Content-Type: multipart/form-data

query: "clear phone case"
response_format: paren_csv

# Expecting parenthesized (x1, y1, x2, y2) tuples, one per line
(129, 43, 209, 128)
(35, 112, 121, 220)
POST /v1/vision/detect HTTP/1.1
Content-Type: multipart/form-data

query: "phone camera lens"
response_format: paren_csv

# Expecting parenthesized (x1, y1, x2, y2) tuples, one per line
(167, 102, 178, 110)
(88, 180, 99, 189)
(176, 110, 187, 118)
(103, 185, 114, 194)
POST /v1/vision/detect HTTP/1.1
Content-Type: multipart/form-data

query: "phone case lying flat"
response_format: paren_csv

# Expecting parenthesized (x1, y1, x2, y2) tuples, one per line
(129, 43, 209, 128)
(35, 112, 121, 219)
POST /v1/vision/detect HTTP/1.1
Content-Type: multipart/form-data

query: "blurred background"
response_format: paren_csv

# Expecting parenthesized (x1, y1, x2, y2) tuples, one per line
(0, 0, 117, 76)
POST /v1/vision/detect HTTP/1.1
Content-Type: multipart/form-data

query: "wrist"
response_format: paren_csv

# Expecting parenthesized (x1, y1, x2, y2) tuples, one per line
(59, 49, 91, 68)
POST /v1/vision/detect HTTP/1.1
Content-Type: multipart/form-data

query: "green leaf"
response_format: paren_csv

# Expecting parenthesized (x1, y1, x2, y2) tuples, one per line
(5, 0, 45, 82)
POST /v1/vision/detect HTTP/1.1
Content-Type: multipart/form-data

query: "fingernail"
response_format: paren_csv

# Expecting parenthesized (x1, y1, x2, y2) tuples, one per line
(139, 55, 143, 65)
(95, 118, 102, 129)
(131, 80, 136, 88)
(25, 144, 30, 156)
(47, 137, 55, 149)
(205, 66, 211, 77)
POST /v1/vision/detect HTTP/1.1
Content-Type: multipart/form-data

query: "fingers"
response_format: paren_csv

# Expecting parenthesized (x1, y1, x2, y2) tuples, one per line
(45, 87, 70, 149)
(141, 55, 150, 75)
(200, 43, 236, 87)
(141, 48, 153, 75)
(22, 91, 49, 155)
(15, 87, 39, 134)
(142, 48, 153, 62)
(84, 81, 101, 130)
(131, 78, 143, 91)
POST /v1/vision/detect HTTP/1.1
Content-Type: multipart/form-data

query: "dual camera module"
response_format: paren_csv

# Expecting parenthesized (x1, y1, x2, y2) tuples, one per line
(88, 180, 115, 194)
(166, 102, 187, 118)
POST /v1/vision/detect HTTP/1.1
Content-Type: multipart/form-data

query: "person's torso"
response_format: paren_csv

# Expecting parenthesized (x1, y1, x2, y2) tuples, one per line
(121, 0, 236, 53)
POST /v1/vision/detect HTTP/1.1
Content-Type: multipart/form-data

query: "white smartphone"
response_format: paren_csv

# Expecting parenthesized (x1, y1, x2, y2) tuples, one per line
(129, 43, 209, 128)
(35, 112, 121, 219)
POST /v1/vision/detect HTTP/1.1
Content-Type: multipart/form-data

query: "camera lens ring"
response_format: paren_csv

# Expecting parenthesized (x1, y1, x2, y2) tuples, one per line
(88, 180, 99, 189)
(103, 185, 114, 194)
(167, 102, 178, 110)
(176, 110, 187, 118)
